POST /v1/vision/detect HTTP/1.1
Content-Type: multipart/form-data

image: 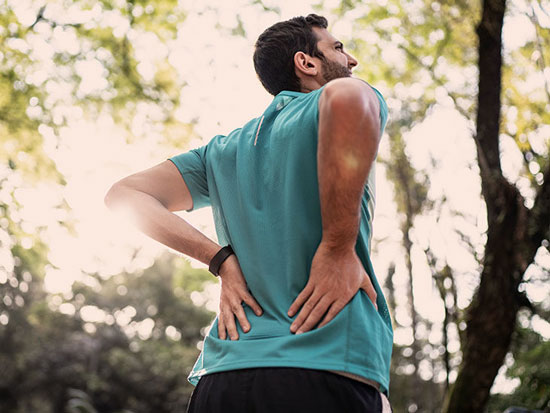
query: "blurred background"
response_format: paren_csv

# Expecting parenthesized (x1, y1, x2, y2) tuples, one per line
(0, 0, 549, 412)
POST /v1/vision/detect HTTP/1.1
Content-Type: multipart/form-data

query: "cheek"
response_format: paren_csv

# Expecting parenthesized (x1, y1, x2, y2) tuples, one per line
(326, 52, 345, 66)
(336, 54, 348, 65)
(326, 50, 342, 62)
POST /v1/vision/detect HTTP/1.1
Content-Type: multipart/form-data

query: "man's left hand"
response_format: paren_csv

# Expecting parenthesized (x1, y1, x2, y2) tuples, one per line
(287, 242, 377, 334)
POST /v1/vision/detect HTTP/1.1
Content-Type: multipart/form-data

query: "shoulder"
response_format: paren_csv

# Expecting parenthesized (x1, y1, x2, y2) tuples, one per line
(319, 78, 379, 113)
(321, 78, 375, 98)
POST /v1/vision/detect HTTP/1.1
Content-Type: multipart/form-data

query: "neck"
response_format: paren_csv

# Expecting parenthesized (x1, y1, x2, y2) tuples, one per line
(299, 78, 324, 93)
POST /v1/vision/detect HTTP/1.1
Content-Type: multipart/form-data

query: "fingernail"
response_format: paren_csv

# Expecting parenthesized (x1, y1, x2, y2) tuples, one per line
(296, 330, 303, 335)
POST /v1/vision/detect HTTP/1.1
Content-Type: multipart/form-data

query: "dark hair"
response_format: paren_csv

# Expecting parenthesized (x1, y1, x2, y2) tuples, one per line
(253, 14, 328, 96)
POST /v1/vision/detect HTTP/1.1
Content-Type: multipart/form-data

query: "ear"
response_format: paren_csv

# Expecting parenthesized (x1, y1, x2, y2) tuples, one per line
(294, 51, 319, 77)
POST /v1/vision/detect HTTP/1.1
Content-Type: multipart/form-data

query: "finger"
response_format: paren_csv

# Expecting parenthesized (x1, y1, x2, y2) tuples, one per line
(360, 275, 378, 310)
(287, 283, 314, 317)
(223, 308, 239, 341)
(242, 292, 263, 316)
(290, 292, 322, 333)
(218, 315, 227, 340)
(296, 295, 334, 334)
(233, 302, 251, 333)
(317, 299, 347, 329)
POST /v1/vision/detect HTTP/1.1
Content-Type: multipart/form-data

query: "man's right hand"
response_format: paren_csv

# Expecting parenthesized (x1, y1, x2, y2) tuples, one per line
(217, 255, 263, 340)
(287, 242, 377, 335)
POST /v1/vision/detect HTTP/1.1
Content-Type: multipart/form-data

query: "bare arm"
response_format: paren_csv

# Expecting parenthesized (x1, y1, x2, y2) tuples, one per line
(288, 78, 381, 333)
(105, 160, 262, 340)
(104, 161, 220, 264)
(318, 78, 380, 249)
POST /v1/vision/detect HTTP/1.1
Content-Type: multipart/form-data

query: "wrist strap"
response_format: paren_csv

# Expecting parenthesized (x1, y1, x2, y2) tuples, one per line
(208, 245, 234, 276)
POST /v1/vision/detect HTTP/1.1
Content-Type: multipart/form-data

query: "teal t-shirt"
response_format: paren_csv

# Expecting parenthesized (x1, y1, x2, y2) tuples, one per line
(169, 83, 393, 393)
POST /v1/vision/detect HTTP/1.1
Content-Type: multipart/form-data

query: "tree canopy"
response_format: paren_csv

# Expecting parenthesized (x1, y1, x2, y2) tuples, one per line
(1, 0, 549, 412)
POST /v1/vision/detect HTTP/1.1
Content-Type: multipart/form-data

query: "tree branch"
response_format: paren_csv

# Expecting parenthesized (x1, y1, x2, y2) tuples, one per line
(526, 3, 550, 104)
(27, 5, 82, 32)
(28, 6, 46, 30)
(472, 0, 508, 209)
(527, 162, 550, 254)
(537, 0, 550, 17)
(397, 44, 474, 123)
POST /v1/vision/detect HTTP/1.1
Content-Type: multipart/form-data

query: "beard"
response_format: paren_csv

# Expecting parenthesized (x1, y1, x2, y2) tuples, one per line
(321, 59, 352, 83)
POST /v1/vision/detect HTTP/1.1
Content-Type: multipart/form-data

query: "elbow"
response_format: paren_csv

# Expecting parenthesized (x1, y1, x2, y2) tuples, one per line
(104, 181, 126, 210)
(104, 184, 116, 210)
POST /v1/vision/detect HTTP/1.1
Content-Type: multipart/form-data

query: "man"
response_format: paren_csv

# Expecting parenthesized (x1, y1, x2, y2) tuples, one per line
(105, 14, 393, 413)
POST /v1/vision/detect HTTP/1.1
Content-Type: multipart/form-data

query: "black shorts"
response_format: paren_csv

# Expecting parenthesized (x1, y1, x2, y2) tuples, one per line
(187, 367, 392, 413)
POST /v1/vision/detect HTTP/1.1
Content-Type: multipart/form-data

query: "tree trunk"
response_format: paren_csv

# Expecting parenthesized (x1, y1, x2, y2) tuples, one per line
(403, 220, 420, 377)
(444, 182, 527, 412)
(425, 249, 459, 399)
(443, 0, 534, 411)
(384, 263, 398, 328)
(435, 269, 451, 392)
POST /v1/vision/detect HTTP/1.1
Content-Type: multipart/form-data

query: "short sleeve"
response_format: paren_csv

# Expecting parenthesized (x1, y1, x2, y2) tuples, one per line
(168, 146, 210, 211)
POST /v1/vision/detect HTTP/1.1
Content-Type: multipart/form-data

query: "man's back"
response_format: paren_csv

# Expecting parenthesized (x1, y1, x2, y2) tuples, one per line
(169, 85, 393, 393)
(106, 13, 395, 412)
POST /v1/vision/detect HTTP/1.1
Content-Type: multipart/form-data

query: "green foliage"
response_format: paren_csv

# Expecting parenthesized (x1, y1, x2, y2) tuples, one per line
(1, 0, 548, 411)
(487, 328, 550, 412)
(73, 254, 215, 346)
(502, 42, 550, 187)
(1, 252, 214, 413)
(384, 132, 431, 224)
(66, 389, 99, 413)
(336, 0, 549, 411)
(507, 341, 550, 409)
(0, 0, 194, 180)
(389, 345, 446, 413)
(330, 0, 478, 122)
(0, 3, 60, 181)
(0, 1, 209, 411)
(173, 257, 214, 292)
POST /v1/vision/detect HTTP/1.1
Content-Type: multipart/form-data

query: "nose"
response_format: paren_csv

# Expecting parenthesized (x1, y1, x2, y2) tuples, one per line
(347, 53, 358, 69)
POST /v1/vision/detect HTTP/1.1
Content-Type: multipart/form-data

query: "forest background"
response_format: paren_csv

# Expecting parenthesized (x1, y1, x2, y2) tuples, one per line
(1, 0, 549, 412)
